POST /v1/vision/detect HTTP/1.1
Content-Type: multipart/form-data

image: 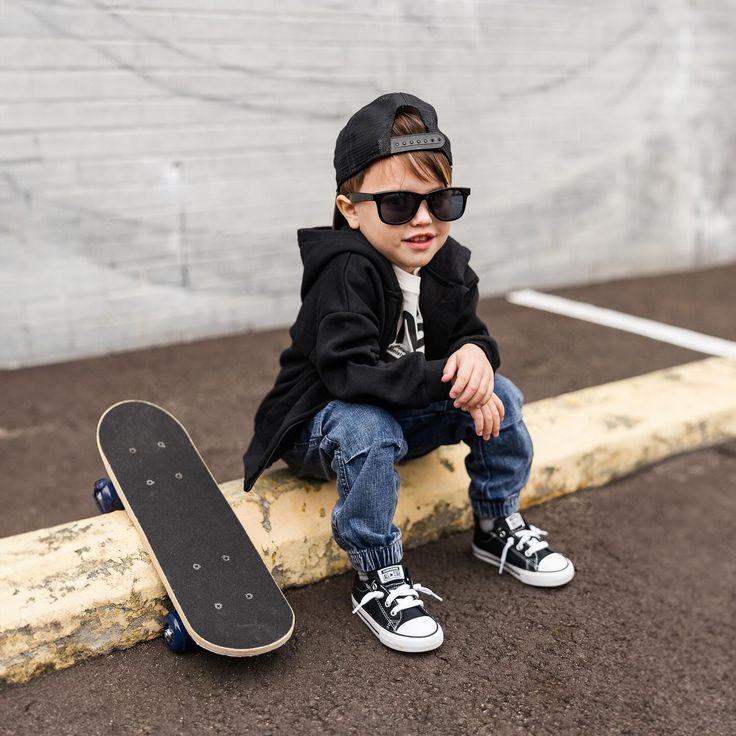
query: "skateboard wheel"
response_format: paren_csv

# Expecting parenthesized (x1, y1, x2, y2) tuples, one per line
(93, 478, 124, 513)
(163, 611, 197, 654)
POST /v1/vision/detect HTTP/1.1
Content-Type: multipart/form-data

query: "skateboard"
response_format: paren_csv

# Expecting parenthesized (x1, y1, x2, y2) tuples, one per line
(94, 400, 294, 656)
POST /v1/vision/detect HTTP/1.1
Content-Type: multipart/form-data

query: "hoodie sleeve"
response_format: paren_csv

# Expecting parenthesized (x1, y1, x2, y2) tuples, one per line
(444, 264, 501, 371)
(307, 255, 450, 409)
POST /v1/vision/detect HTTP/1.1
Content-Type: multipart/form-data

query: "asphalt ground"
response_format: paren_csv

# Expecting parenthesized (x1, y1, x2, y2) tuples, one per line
(1, 263, 735, 735)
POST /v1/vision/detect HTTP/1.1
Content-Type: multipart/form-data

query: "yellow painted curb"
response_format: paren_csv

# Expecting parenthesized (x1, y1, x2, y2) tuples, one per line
(2, 357, 736, 684)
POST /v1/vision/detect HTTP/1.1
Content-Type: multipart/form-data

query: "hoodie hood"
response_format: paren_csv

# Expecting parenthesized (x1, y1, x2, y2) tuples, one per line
(296, 227, 399, 301)
(296, 226, 473, 301)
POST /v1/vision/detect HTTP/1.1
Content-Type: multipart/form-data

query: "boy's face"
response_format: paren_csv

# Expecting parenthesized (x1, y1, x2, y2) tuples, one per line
(335, 156, 451, 273)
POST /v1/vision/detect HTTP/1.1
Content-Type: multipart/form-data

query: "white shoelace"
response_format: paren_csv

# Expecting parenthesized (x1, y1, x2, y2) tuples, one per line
(352, 582, 442, 617)
(498, 524, 550, 575)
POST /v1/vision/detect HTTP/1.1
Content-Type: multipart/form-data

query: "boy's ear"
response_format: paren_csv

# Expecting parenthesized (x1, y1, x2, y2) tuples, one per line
(335, 194, 360, 230)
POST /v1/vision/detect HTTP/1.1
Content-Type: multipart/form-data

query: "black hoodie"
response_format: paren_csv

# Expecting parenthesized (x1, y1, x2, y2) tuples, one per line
(242, 226, 500, 491)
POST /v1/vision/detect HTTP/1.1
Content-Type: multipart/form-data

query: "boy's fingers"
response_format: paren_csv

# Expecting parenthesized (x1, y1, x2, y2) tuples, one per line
(454, 365, 479, 406)
(480, 373, 494, 407)
(442, 354, 457, 382)
(491, 393, 505, 421)
(476, 408, 485, 436)
(467, 373, 488, 410)
(468, 406, 483, 435)
(488, 372, 497, 404)
(461, 368, 493, 409)
(469, 378, 487, 409)
(481, 403, 496, 440)
(489, 402, 501, 438)
(483, 372, 495, 407)
(451, 373, 468, 400)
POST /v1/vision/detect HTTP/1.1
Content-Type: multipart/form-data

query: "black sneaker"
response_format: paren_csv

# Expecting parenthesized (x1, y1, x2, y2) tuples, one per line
(472, 512, 575, 587)
(351, 564, 444, 653)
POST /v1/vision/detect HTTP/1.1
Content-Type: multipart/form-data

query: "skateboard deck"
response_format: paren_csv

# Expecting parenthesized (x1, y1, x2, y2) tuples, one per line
(97, 400, 294, 656)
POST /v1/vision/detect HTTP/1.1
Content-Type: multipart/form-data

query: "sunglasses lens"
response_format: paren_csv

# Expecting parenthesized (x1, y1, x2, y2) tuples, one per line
(379, 192, 416, 224)
(375, 189, 467, 224)
(430, 189, 465, 221)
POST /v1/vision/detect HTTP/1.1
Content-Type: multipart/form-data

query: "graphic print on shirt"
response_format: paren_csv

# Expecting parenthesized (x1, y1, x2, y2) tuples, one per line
(384, 265, 425, 361)
(386, 311, 424, 359)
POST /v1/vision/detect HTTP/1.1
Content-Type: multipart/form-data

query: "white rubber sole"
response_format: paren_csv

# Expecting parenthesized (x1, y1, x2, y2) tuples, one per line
(472, 545, 575, 587)
(350, 596, 444, 653)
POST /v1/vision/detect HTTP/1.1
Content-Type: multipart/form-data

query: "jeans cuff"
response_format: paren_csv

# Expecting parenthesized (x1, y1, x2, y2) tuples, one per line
(471, 493, 520, 520)
(346, 535, 404, 573)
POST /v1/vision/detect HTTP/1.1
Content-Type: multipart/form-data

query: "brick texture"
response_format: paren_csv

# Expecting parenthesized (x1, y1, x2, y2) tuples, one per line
(1, 0, 735, 367)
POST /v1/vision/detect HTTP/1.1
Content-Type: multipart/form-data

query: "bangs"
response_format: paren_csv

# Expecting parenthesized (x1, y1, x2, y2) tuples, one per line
(399, 150, 452, 188)
(338, 150, 452, 196)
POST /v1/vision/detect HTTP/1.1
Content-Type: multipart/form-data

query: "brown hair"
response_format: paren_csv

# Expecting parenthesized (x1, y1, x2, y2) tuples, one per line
(337, 106, 452, 196)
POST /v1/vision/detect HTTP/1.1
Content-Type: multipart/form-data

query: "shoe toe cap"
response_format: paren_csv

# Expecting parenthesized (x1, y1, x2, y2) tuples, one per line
(396, 616, 440, 638)
(537, 552, 570, 573)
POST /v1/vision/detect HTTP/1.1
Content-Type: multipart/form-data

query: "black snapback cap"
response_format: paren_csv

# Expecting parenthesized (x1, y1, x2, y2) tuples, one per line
(332, 92, 452, 229)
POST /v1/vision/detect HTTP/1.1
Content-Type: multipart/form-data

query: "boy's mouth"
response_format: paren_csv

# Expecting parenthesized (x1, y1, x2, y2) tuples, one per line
(403, 233, 435, 250)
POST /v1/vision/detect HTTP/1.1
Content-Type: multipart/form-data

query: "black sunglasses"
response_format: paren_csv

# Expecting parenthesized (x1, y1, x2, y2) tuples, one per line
(348, 187, 471, 225)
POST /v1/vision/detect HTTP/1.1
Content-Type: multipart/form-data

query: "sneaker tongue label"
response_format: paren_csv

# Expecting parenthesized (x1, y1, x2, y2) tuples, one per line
(505, 512, 524, 531)
(377, 565, 404, 584)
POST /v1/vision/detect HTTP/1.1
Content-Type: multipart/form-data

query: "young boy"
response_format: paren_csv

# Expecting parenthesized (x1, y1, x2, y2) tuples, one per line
(243, 92, 574, 653)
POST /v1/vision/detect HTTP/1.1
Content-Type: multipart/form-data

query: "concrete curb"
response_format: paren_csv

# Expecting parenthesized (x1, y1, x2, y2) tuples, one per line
(2, 357, 736, 684)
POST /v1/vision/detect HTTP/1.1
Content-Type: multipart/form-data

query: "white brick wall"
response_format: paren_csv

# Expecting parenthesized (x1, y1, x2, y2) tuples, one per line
(2, 0, 736, 367)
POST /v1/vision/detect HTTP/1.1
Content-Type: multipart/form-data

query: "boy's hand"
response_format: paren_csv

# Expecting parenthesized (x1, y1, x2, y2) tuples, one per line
(441, 343, 494, 410)
(467, 393, 505, 440)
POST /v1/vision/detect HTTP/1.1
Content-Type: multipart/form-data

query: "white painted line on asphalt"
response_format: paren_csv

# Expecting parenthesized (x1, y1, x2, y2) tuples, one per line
(507, 289, 736, 357)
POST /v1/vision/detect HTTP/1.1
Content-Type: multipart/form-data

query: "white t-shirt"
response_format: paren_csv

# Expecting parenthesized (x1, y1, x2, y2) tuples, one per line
(385, 265, 425, 359)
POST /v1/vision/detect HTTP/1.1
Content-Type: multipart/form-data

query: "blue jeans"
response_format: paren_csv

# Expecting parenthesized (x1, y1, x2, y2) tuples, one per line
(280, 374, 534, 572)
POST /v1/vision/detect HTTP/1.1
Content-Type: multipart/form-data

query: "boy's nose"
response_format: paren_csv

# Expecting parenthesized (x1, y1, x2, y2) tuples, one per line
(411, 200, 433, 224)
